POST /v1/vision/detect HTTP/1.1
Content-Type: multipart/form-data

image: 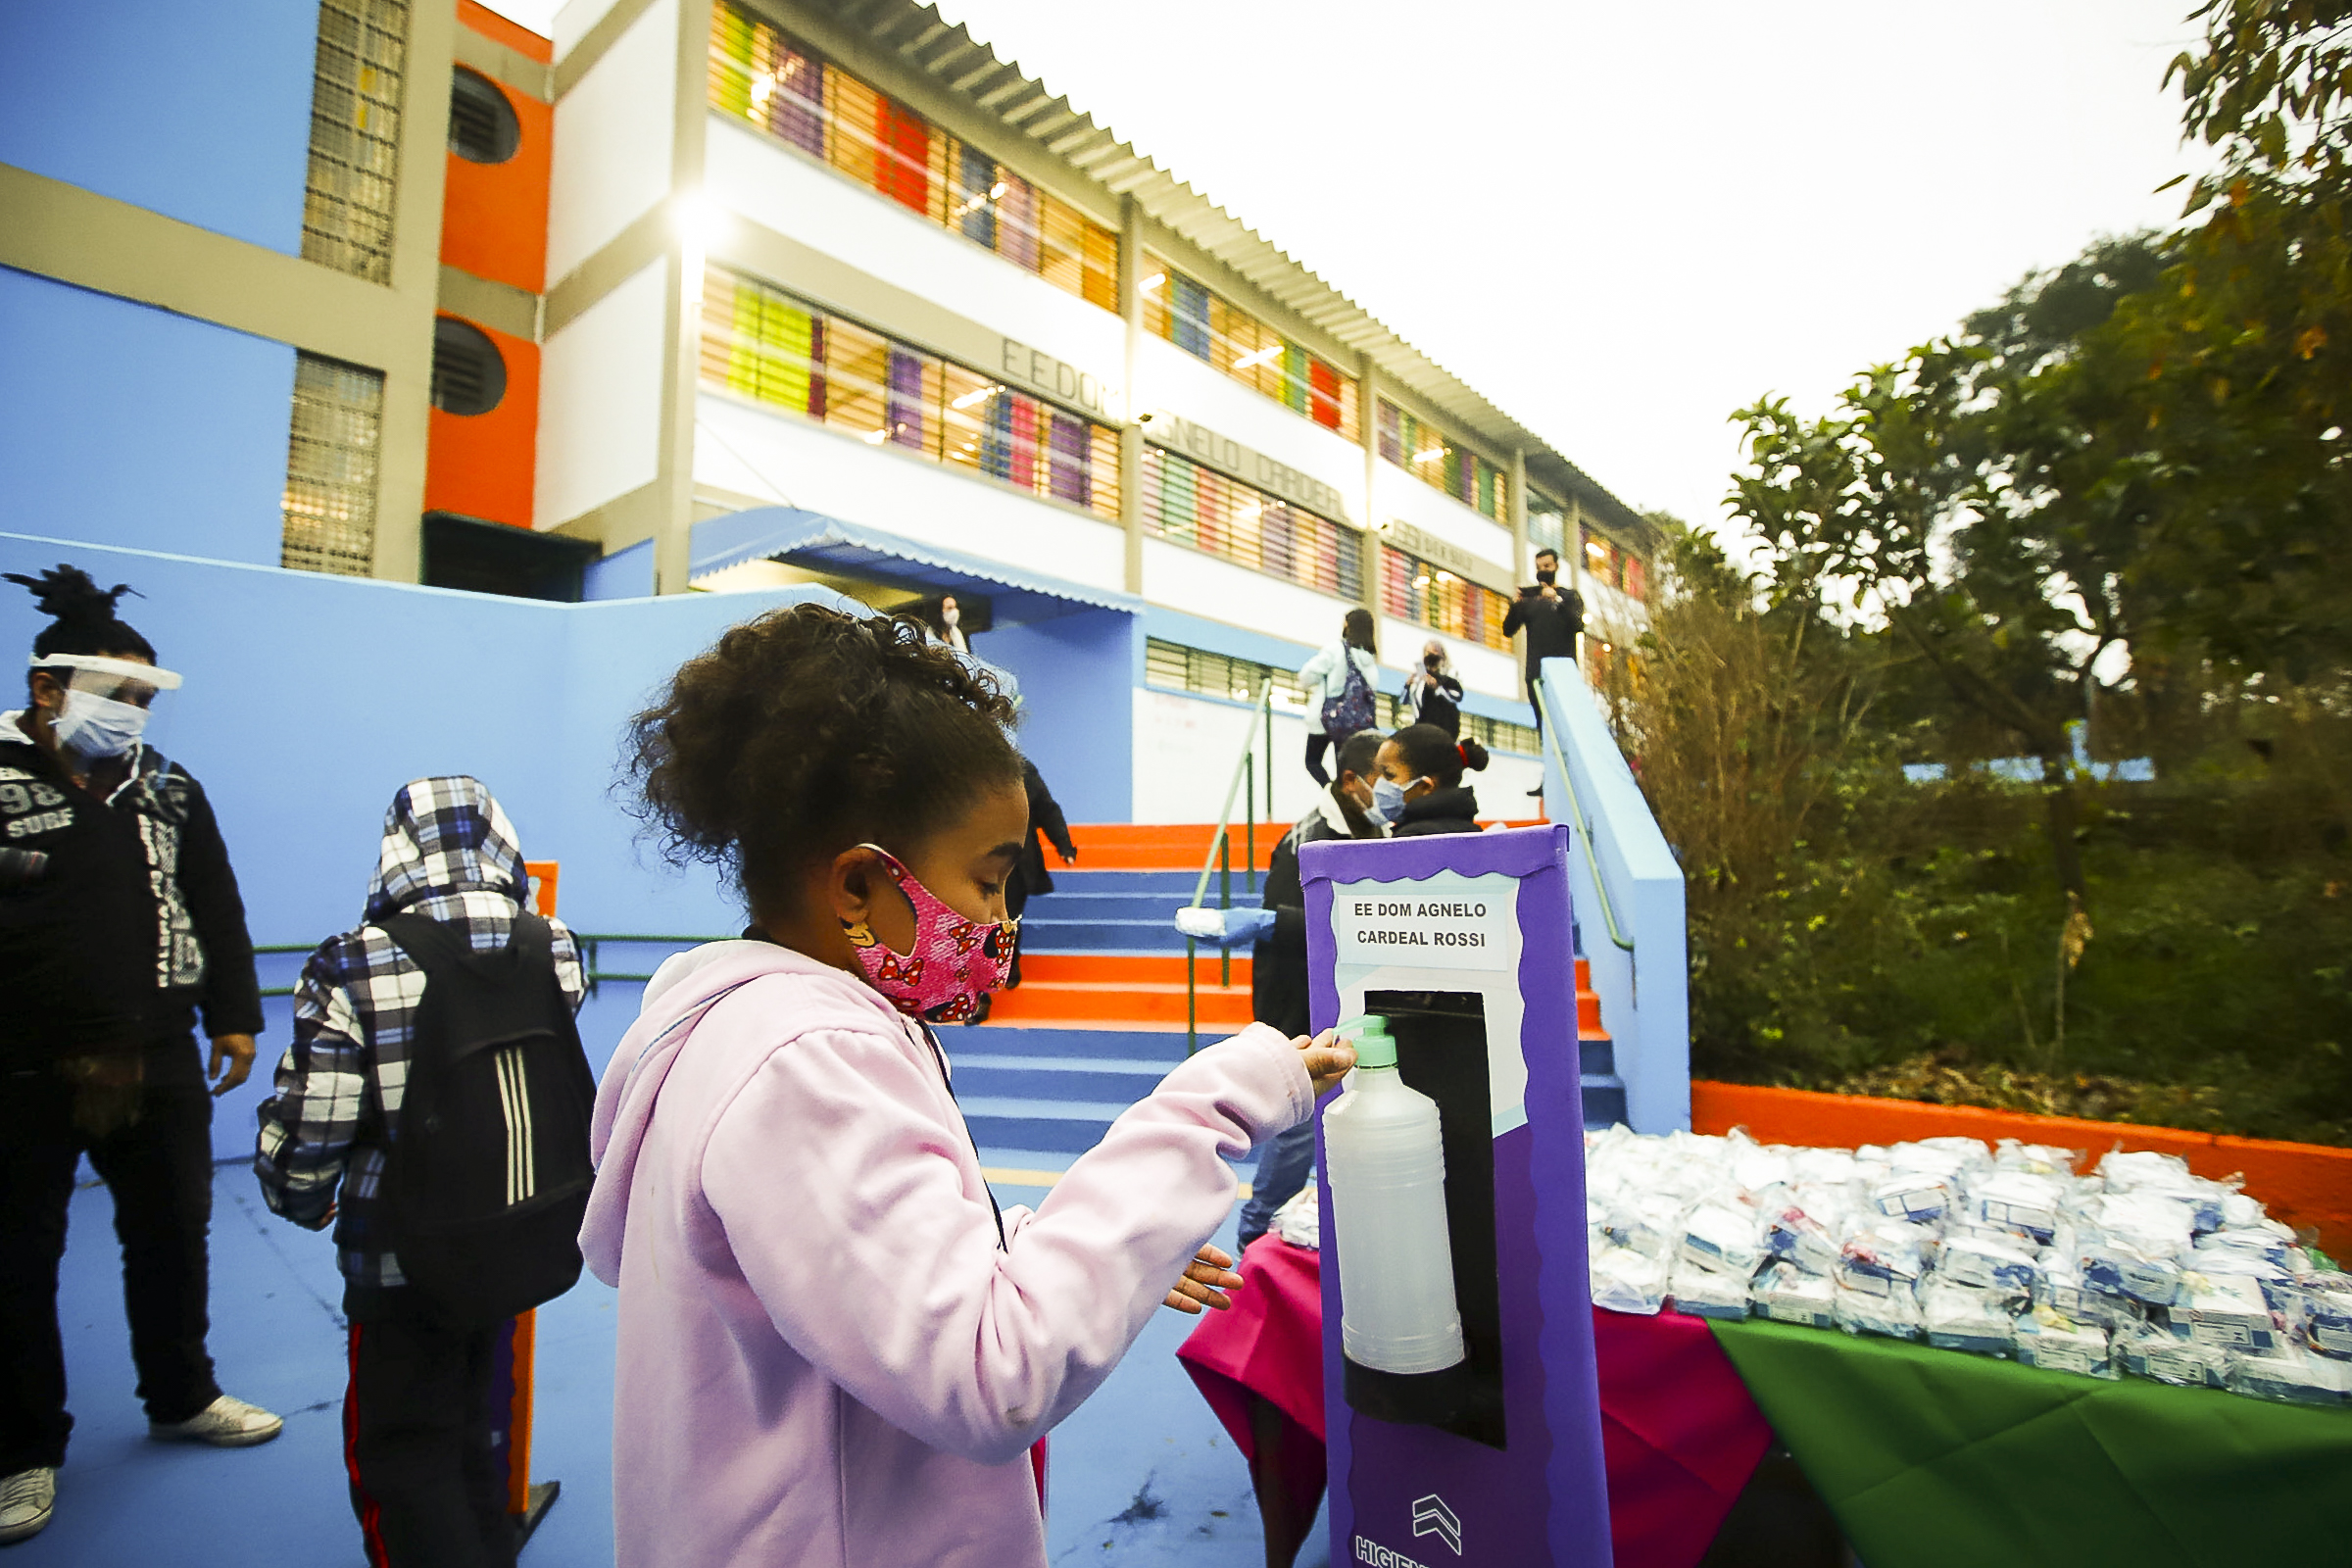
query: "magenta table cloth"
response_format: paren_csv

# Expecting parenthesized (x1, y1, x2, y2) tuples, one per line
(1179, 1236, 1771, 1567)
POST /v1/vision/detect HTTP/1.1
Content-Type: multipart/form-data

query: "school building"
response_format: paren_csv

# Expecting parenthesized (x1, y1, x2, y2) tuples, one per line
(0, 0, 1655, 831)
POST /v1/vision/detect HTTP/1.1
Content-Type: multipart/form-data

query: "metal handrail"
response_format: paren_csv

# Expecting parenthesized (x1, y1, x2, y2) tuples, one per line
(1534, 675, 1635, 954)
(1183, 684, 1276, 1053)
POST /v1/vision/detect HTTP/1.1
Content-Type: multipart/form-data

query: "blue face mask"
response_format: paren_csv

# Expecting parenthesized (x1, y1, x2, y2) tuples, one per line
(1368, 776, 1419, 827)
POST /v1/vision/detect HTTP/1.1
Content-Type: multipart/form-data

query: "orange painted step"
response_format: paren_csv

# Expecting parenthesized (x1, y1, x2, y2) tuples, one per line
(1022, 951, 1254, 987)
(990, 979, 1253, 1026)
(1066, 823, 1280, 872)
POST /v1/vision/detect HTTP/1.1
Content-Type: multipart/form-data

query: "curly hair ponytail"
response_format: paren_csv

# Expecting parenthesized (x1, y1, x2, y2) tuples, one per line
(624, 604, 1022, 916)
(7, 564, 156, 662)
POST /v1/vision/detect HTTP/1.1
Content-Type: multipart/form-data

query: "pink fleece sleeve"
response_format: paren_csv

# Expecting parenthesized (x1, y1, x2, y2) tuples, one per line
(699, 1021, 1310, 1466)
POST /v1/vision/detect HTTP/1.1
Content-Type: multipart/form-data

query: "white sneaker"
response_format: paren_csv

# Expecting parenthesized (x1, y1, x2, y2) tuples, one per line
(148, 1394, 284, 1447)
(0, 1467, 55, 1544)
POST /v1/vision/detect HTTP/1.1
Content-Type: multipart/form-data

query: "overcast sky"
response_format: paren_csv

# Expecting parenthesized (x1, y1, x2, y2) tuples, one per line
(498, 0, 2216, 539)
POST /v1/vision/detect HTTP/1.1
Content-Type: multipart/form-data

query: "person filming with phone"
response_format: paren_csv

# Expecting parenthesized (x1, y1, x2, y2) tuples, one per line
(1501, 547, 1584, 738)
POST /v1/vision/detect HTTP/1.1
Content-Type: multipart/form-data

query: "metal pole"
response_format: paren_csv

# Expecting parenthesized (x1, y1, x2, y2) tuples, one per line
(1265, 696, 1275, 820)
(1219, 835, 1232, 988)
(1246, 753, 1256, 895)
(1186, 934, 1198, 1054)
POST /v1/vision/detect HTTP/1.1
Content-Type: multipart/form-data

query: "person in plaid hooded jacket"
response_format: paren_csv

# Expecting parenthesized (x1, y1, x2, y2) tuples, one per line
(254, 776, 582, 1568)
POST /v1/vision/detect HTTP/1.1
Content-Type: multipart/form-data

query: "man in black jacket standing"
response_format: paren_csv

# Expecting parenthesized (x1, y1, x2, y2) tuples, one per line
(1500, 547, 1584, 736)
(0, 566, 279, 1547)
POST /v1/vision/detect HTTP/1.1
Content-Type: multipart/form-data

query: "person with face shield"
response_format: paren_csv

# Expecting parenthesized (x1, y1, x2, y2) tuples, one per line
(0, 565, 279, 1546)
(1402, 639, 1465, 738)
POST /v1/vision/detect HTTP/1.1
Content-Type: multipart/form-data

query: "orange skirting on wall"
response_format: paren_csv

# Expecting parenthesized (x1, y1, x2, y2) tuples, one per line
(1690, 1080, 2352, 1262)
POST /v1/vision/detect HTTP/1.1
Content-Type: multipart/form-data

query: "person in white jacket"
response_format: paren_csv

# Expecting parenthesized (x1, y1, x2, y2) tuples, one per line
(1297, 607, 1380, 785)
(585, 604, 1355, 1567)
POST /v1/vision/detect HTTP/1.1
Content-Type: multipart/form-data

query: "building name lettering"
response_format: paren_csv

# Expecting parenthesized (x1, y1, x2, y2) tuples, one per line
(998, 337, 1121, 421)
(1144, 413, 1350, 523)
(1378, 518, 1513, 596)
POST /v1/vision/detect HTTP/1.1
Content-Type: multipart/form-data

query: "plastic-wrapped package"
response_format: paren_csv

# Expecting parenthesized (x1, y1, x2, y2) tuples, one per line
(1790, 1147, 1861, 1187)
(1604, 1189, 1693, 1259)
(2193, 1222, 2298, 1267)
(1995, 1139, 2079, 1176)
(2098, 1152, 2230, 1234)
(1937, 1234, 2043, 1295)
(1679, 1200, 1767, 1278)
(2098, 1150, 2193, 1194)
(1668, 1256, 1753, 1321)
(1271, 1185, 1320, 1250)
(1764, 1205, 1841, 1276)
(1750, 1261, 1838, 1329)
(2013, 1306, 2116, 1379)
(2184, 1249, 2295, 1313)
(2078, 1242, 2184, 1308)
(1835, 1280, 1922, 1341)
(1921, 1280, 2022, 1355)
(2035, 1259, 2145, 1332)
(1906, 1136, 1993, 1173)
(1968, 1170, 2067, 1243)
(1838, 1219, 1936, 1297)
(2229, 1346, 2352, 1408)
(2117, 1321, 2229, 1389)
(1726, 1133, 1795, 1200)
(1870, 1173, 1957, 1224)
(2082, 1192, 2197, 1253)
(1591, 1244, 1669, 1316)
(2287, 1272, 2352, 1359)
(2179, 1271, 2282, 1352)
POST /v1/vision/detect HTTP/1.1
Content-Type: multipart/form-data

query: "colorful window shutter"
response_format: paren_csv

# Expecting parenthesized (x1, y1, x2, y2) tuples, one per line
(1309, 358, 1341, 430)
(998, 173, 1039, 270)
(1280, 345, 1308, 416)
(957, 145, 997, 247)
(1008, 395, 1039, 488)
(1080, 221, 1118, 311)
(769, 42, 822, 156)
(1623, 555, 1645, 600)
(710, 4, 756, 118)
(1377, 400, 1402, 465)
(886, 348, 924, 449)
(823, 66, 878, 185)
(1172, 276, 1212, 362)
(874, 99, 929, 211)
(1160, 449, 1197, 543)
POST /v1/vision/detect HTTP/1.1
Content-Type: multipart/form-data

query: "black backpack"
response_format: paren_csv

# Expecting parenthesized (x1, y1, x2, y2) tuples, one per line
(374, 913, 597, 1328)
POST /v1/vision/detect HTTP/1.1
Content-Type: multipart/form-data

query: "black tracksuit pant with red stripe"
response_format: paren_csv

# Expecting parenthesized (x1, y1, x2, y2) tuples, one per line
(344, 1294, 515, 1568)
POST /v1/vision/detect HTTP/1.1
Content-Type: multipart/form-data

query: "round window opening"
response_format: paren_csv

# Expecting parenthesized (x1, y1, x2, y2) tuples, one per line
(448, 68, 520, 164)
(431, 318, 508, 416)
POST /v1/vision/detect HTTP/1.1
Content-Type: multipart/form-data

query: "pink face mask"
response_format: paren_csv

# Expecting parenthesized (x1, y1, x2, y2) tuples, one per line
(841, 845, 1018, 1025)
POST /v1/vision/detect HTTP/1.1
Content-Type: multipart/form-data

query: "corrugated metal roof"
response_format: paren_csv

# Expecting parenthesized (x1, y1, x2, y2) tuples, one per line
(805, 0, 1651, 541)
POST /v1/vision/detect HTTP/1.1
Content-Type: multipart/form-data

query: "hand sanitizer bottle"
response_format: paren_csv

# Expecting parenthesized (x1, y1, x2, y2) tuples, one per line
(1324, 1015, 1465, 1375)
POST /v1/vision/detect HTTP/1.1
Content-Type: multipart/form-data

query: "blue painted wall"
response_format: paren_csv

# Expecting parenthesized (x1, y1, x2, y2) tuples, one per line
(0, 0, 319, 254)
(0, 271, 295, 566)
(973, 607, 1138, 822)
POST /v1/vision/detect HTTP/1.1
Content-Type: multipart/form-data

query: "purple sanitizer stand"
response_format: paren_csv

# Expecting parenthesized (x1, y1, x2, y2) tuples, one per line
(1300, 823, 1611, 1567)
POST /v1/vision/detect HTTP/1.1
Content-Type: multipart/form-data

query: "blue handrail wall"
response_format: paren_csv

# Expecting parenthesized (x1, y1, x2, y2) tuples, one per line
(1538, 658, 1690, 1132)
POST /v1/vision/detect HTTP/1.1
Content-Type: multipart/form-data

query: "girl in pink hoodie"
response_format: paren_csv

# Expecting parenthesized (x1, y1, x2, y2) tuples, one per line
(580, 606, 1352, 1567)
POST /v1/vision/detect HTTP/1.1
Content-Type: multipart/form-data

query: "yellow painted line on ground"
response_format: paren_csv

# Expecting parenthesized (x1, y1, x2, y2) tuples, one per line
(982, 1165, 1251, 1200)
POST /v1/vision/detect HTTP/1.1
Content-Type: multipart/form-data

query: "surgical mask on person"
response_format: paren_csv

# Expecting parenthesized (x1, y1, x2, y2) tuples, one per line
(1368, 776, 1422, 827)
(942, 601, 960, 628)
(841, 844, 1016, 1025)
(52, 689, 149, 760)
(1536, 568, 1557, 586)
(1423, 654, 1443, 672)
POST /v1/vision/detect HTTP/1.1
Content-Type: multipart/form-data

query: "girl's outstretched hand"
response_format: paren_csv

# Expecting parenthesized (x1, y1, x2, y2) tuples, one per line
(1298, 1029, 1356, 1100)
(1163, 1245, 1243, 1314)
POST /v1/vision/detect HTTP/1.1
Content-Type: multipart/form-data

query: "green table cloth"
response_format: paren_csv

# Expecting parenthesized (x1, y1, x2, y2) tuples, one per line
(1711, 1318, 2352, 1568)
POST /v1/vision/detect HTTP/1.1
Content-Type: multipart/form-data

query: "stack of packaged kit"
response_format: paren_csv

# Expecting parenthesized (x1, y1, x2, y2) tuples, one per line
(1584, 1125, 2352, 1408)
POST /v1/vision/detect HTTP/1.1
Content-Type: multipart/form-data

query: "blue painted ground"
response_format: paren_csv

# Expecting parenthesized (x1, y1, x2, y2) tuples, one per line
(24, 1163, 1330, 1567)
